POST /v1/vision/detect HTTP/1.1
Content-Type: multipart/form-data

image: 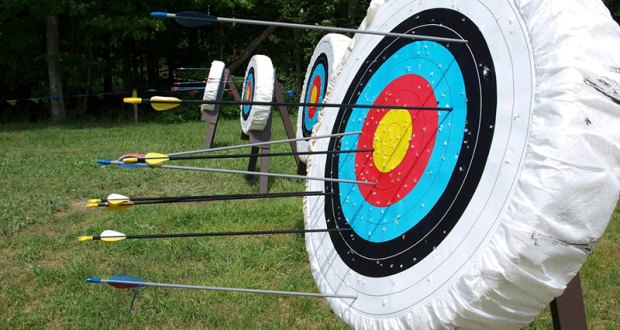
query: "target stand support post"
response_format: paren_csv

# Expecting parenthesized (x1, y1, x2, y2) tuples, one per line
(550, 272, 588, 330)
(242, 75, 304, 194)
(201, 68, 240, 149)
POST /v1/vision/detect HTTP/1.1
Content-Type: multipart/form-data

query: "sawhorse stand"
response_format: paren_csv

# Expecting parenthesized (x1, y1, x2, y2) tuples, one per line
(243, 76, 305, 193)
(201, 69, 240, 149)
(551, 272, 588, 330)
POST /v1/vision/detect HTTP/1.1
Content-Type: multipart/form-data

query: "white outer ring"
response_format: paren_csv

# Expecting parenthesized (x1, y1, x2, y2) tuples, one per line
(200, 61, 226, 113)
(304, 0, 620, 329)
(240, 55, 275, 134)
(296, 34, 351, 163)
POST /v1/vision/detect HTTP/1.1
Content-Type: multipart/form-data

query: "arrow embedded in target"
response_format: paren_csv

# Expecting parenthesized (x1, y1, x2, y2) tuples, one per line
(78, 227, 352, 243)
(151, 11, 468, 44)
(116, 148, 373, 166)
(86, 274, 356, 312)
(85, 191, 331, 210)
(124, 95, 453, 112)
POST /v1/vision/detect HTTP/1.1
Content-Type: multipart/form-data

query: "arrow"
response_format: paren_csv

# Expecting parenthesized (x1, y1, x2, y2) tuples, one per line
(120, 148, 372, 166)
(124, 96, 453, 112)
(78, 227, 350, 243)
(87, 274, 356, 312)
(85, 191, 331, 210)
(96, 162, 376, 185)
(151, 11, 468, 44)
(96, 131, 360, 161)
(176, 67, 210, 71)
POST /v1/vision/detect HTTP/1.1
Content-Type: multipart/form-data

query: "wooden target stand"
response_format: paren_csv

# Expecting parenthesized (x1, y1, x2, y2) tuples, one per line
(241, 76, 305, 194)
(201, 70, 305, 194)
(551, 273, 587, 330)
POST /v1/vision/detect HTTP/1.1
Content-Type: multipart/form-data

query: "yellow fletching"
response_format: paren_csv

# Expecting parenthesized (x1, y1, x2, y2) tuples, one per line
(85, 202, 99, 208)
(123, 157, 139, 163)
(151, 96, 182, 111)
(123, 97, 143, 104)
(144, 152, 169, 166)
(101, 236, 127, 243)
(106, 202, 134, 211)
(88, 199, 101, 203)
(77, 236, 94, 242)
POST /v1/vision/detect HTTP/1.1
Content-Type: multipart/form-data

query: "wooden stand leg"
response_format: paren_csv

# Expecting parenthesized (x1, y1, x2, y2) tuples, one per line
(258, 146, 270, 194)
(550, 272, 588, 330)
(202, 69, 232, 149)
(245, 112, 273, 193)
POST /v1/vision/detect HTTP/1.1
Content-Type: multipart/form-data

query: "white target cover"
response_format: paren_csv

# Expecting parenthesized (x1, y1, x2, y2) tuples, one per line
(240, 55, 275, 134)
(296, 34, 351, 163)
(200, 60, 226, 113)
(303, 0, 620, 329)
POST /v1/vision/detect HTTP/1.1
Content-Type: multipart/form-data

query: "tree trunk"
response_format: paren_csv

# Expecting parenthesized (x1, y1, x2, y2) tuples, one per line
(102, 44, 113, 96)
(122, 38, 133, 120)
(228, 15, 284, 74)
(347, 0, 357, 27)
(46, 15, 65, 122)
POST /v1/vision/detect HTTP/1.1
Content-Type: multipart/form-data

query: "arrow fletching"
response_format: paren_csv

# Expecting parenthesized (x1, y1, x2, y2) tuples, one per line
(150, 96, 182, 111)
(143, 152, 169, 166)
(164, 11, 218, 28)
(99, 230, 127, 243)
(107, 274, 146, 289)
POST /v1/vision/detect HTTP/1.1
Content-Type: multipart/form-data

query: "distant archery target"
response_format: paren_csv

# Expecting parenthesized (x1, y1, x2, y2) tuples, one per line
(240, 55, 274, 135)
(296, 34, 351, 163)
(304, 0, 544, 327)
(200, 60, 226, 113)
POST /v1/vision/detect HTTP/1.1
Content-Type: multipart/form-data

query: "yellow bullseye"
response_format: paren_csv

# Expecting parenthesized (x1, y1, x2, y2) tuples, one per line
(310, 86, 319, 103)
(373, 110, 412, 173)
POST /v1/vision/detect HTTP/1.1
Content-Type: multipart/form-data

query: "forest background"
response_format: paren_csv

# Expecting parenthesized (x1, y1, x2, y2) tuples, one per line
(2, 0, 620, 124)
(0, 0, 371, 124)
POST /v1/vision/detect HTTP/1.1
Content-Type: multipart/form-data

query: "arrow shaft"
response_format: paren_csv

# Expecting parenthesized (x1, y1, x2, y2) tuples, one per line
(94, 278, 356, 299)
(168, 131, 361, 156)
(163, 148, 372, 161)
(163, 12, 467, 44)
(98, 228, 350, 240)
(140, 98, 452, 112)
(155, 164, 376, 186)
(102, 191, 330, 204)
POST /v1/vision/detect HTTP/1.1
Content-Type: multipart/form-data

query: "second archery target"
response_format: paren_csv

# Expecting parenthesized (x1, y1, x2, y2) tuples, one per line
(304, 0, 620, 328)
(296, 34, 351, 163)
(240, 55, 275, 134)
(200, 60, 226, 113)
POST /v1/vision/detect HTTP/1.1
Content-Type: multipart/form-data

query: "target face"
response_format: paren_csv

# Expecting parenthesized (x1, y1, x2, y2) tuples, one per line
(297, 34, 351, 162)
(241, 68, 255, 120)
(305, 0, 535, 323)
(240, 55, 274, 134)
(302, 55, 327, 136)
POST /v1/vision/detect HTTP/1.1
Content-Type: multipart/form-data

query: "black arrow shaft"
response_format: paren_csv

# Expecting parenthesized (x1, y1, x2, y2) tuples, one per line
(144, 98, 452, 112)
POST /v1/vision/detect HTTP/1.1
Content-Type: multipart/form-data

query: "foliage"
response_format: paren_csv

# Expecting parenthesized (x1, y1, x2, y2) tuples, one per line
(0, 0, 366, 123)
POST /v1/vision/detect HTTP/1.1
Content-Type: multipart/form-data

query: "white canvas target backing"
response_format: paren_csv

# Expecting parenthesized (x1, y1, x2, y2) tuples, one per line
(303, 0, 620, 328)
(296, 34, 351, 163)
(200, 60, 226, 113)
(240, 55, 275, 134)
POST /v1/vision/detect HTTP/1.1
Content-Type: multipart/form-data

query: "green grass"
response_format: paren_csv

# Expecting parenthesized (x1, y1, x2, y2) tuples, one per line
(0, 118, 618, 329)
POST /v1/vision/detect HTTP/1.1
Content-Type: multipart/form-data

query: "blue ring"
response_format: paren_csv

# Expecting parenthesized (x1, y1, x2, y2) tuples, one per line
(242, 72, 254, 116)
(337, 41, 467, 242)
(304, 63, 327, 132)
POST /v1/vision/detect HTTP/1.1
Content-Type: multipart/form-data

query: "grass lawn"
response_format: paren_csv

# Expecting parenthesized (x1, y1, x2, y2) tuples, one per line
(0, 118, 618, 329)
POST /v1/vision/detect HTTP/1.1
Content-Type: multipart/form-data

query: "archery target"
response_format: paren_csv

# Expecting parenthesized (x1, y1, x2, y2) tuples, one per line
(296, 34, 351, 163)
(240, 55, 274, 134)
(200, 60, 226, 112)
(304, 0, 620, 329)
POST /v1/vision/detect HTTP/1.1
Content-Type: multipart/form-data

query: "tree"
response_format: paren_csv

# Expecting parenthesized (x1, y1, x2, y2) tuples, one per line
(46, 15, 66, 122)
